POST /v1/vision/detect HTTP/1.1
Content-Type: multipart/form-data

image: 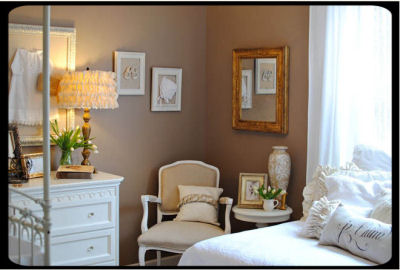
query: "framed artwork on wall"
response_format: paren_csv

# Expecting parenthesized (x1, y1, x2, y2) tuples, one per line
(114, 51, 146, 95)
(151, 67, 182, 111)
(238, 173, 268, 209)
(241, 69, 253, 109)
(255, 58, 277, 94)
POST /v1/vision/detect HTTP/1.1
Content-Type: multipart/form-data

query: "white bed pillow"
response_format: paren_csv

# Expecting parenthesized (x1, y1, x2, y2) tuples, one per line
(302, 164, 392, 221)
(325, 174, 391, 217)
(370, 191, 392, 224)
(320, 205, 392, 264)
(174, 185, 223, 226)
(352, 144, 391, 171)
(300, 196, 341, 239)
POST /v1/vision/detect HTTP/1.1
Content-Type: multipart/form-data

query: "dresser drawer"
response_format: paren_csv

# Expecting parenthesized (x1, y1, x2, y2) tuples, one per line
(11, 187, 116, 236)
(51, 229, 115, 266)
(51, 200, 114, 236)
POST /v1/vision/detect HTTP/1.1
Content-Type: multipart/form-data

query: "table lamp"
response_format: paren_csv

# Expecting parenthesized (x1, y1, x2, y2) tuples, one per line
(57, 69, 119, 167)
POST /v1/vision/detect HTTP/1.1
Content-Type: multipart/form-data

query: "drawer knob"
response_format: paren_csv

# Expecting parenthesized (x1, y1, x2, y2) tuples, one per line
(88, 212, 95, 218)
(87, 246, 94, 252)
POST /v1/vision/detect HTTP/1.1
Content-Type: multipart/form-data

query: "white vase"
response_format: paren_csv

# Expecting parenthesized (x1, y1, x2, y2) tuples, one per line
(268, 146, 291, 190)
(263, 199, 279, 211)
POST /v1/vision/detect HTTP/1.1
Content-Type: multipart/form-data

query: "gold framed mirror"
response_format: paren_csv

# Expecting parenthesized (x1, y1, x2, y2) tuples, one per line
(232, 46, 289, 133)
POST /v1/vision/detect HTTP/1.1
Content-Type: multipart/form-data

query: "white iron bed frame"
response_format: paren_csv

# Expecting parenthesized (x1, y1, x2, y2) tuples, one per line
(8, 6, 52, 266)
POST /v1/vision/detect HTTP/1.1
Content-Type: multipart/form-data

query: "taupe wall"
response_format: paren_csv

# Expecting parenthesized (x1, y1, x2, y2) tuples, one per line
(9, 5, 309, 265)
(9, 5, 207, 265)
(205, 6, 309, 232)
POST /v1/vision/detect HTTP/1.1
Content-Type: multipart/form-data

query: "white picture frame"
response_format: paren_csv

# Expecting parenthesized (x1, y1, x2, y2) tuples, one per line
(151, 67, 182, 112)
(8, 23, 76, 146)
(255, 58, 277, 94)
(241, 69, 253, 109)
(114, 51, 146, 95)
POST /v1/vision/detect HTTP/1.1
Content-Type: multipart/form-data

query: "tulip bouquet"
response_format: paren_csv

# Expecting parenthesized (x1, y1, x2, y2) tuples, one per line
(255, 184, 285, 200)
(50, 119, 98, 165)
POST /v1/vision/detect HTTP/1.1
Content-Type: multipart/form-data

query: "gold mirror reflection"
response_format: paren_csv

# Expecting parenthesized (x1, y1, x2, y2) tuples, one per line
(232, 47, 289, 133)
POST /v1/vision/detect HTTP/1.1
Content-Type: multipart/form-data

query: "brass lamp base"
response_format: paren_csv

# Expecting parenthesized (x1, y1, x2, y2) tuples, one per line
(81, 108, 96, 173)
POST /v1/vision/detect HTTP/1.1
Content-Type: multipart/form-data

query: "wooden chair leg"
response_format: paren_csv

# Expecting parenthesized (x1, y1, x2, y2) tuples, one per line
(138, 246, 146, 266)
(156, 251, 161, 266)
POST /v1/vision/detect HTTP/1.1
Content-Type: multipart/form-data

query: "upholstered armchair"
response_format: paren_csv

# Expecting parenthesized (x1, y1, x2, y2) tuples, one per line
(137, 160, 233, 266)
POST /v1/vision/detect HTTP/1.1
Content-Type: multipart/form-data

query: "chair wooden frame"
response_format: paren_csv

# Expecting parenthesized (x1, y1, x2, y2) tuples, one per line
(138, 160, 233, 266)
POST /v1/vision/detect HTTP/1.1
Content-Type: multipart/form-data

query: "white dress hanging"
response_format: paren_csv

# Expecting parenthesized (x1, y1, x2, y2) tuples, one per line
(9, 48, 58, 126)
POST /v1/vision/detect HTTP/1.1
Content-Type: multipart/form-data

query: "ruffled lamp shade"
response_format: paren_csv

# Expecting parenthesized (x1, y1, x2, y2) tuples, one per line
(57, 70, 119, 168)
(57, 70, 118, 109)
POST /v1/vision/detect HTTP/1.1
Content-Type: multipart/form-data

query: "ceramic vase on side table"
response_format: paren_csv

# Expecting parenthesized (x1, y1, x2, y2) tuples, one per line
(268, 146, 291, 190)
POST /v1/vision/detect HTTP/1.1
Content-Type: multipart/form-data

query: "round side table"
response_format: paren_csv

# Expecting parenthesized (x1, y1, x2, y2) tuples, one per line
(232, 205, 293, 228)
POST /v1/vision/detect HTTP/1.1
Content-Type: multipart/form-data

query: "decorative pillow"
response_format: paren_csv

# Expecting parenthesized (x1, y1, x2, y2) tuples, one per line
(370, 191, 392, 224)
(174, 185, 223, 226)
(319, 205, 392, 264)
(301, 164, 391, 221)
(300, 196, 341, 239)
(324, 174, 391, 217)
(352, 144, 392, 171)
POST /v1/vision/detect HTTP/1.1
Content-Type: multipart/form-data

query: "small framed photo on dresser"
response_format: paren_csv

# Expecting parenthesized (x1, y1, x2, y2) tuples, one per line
(238, 173, 268, 209)
(21, 153, 44, 179)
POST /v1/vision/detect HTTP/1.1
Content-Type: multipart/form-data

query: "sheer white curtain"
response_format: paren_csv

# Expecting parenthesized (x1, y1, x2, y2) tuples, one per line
(307, 6, 392, 182)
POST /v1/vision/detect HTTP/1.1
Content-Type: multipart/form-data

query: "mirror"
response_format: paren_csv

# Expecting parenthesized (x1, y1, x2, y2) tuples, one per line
(8, 23, 76, 146)
(232, 47, 289, 133)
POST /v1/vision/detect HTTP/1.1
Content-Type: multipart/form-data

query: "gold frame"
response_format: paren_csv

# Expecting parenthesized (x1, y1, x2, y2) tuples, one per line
(232, 46, 289, 133)
(237, 173, 267, 209)
(21, 153, 44, 179)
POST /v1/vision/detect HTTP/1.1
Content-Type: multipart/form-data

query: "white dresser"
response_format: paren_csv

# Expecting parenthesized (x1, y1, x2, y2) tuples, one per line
(9, 171, 124, 266)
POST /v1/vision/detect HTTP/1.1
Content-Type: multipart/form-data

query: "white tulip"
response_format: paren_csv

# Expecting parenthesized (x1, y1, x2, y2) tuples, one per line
(281, 190, 286, 195)
(88, 140, 92, 144)
(92, 144, 98, 150)
(263, 189, 267, 194)
(54, 135, 58, 139)
(70, 147, 74, 151)
(267, 186, 271, 192)
(94, 150, 99, 154)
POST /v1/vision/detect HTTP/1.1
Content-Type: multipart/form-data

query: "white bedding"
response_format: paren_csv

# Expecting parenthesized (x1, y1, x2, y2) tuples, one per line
(178, 221, 375, 266)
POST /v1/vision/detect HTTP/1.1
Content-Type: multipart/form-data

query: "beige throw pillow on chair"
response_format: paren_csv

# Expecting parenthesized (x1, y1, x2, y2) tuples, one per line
(174, 185, 223, 226)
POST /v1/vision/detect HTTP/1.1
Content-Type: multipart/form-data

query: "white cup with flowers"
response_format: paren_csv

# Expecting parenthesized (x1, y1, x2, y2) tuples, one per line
(254, 184, 286, 211)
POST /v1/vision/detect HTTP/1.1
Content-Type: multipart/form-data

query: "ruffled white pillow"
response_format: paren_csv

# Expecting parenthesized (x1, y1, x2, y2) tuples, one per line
(174, 185, 223, 226)
(301, 163, 392, 221)
(299, 196, 341, 239)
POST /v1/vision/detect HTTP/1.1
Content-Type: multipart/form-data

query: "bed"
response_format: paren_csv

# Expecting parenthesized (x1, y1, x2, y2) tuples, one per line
(178, 221, 375, 266)
(179, 145, 392, 266)
(8, 8, 52, 266)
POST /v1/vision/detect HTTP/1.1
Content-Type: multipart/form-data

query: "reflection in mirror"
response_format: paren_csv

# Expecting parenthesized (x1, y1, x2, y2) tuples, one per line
(232, 47, 289, 133)
(240, 58, 276, 122)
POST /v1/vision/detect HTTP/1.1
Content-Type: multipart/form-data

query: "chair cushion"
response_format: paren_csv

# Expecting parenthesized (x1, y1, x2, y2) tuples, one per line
(138, 221, 224, 251)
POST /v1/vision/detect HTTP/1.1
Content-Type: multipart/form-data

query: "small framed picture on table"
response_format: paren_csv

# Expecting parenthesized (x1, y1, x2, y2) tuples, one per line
(238, 173, 268, 209)
(21, 153, 44, 179)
